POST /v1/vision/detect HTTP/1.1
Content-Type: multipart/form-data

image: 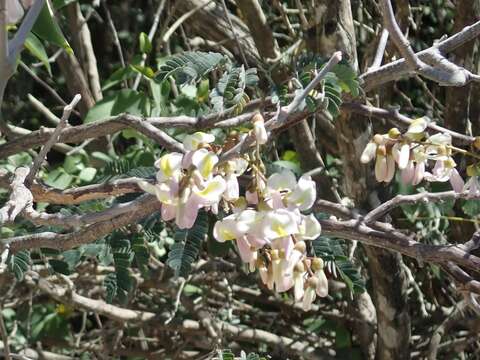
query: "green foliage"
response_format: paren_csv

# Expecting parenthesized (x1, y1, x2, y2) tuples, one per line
(24, 34, 51, 75)
(32, 3, 72, 53)
(210, 65, 259, 114)
(95, 156, 155, 183)
(462, 200, 480, 218)
(167, 211, 208, 277)
(157, 51, 227, 84)
(104, 234, 135, 303)
(295, 54, 360, 118)
(312, 236, 365, 294)
(84, 89, 151, 123)
(8, 251, 30, 281)
(139, 32, 152, 54)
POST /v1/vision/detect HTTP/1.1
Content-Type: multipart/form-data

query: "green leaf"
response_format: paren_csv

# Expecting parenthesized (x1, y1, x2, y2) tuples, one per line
(8, 251, 30, 281)
(104, 272, 117, 303)
(333, 63, 360, 97)
(44, 169, 73, 190)
(78, 167, 97, 182)
(102, 67, 136, 91)
(149, 79, 170, 116)
(24, 34, 51, 75)
(462, 199, 480, 218)
(130, 64, 155, 79)
(63, 154, 84, 174)
(139, 32, 152, 54)
(210, 65, 257, 114)
(32, 3, 72, 53)
(157, 51, 227, 84)
(48, 259, 70, 275)
(167, 211, 208, 277)
(312, 236, 365, 294)
(62, 249, 83, 270)
(271, 160, 302, 175)
(84, 89, 150, 123)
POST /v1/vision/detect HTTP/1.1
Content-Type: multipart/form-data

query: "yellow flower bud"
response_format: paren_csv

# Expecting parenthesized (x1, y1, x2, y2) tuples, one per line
(311, 257, 324, 271)
(373, 134, 384, 145)
(474, 136, 480, 150)
(294, 241, 306, 253)
(388, 128, 401, 139)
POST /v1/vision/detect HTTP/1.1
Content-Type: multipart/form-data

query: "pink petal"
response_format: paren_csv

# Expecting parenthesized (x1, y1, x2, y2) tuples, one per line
(401, 161, 415, 185)
(161, 204, 176, 221)
(245, 190, 259, 205)
(176, 196, 201, 229)
(412, 162, 425, 185)
(384, 154, 396, 183)
(375, 155, 387, 182)
(237, 236, 255, 263)
(246, 235, 267, 248)
(449, 169, 465, 193)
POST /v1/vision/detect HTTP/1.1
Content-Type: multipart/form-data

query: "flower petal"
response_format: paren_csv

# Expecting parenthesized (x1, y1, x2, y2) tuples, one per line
(192, 175, 226, 205)
(361, 142, 377, 164)
(267, 170, 297, 192)
(191, 148, 219, 179)
(286, 175, 317, 211)
(183, 132, 215, 151)
(155, 152, 184, 182)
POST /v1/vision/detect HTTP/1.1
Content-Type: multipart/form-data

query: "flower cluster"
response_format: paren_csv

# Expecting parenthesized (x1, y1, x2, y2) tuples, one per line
(138, 131, 248, 229)
(138, 116, 327, 310)
(213, 169, 326, 310)
(361, 117, 465, 192)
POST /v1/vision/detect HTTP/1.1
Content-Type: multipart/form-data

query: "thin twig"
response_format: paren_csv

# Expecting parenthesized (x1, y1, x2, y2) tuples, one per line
(281, 51, 342, 120)
(102, 1, 127, 87)
(132, 0, 168, 90)
(25, 94, 82, 187)
(162, 0, 214, 44)
(164, 278, 187, 324)
(220, 0, 248, 66)
(368, 28, 389, 71)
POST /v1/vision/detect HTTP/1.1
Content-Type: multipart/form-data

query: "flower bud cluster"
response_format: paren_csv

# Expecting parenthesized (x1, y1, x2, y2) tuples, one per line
(213, 169, 326, 311)
(361, 117, 465, 192)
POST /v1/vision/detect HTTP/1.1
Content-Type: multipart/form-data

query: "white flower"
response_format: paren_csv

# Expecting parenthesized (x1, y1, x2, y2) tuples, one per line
(297, 214, 321, 240)
(405, 117, 429, 139)
(375, 153, 395, 183)
(183, 132, 215, 151)
(253, 115, 268, 145)
(257, 209, 299, 240)
(267, 169, 296, 192)
(392, 143, 410, 170)
(154, 152, 183, 182)
(360, 142, 377, 164)
(191, 148, 218, 179)
(286, 175, 316, 211)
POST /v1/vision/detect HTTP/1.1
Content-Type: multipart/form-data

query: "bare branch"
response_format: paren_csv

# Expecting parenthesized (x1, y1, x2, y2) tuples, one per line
(0, 111, 258, 158)
(363, 190, 479, 224)
(361, 19, 480, 90)
(25, 94, 82, 187)
(368, 28, 389, 71)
